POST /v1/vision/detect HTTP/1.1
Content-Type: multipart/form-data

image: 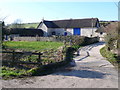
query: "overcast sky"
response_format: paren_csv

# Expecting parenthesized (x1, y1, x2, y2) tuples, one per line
(0, 1, 119, 24)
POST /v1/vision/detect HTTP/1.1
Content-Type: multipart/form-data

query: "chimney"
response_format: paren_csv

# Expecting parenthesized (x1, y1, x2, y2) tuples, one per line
(42, 17, 44, 22)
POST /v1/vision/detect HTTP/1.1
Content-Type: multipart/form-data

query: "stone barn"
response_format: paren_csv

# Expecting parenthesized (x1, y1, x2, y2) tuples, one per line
(37, 18, 101, 37)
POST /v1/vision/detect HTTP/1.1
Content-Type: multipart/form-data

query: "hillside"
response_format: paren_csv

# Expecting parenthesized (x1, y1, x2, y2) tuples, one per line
(6, 23, 39, 29)
(6, 21, 117, 29)
(99, 21, 118, 27)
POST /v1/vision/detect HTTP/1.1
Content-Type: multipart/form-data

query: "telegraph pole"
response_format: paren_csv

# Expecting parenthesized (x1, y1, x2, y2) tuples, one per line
(91, 18, 94, 37)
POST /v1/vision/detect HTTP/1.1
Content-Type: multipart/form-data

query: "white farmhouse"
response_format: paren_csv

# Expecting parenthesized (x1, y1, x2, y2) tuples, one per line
(37, 18, 102, 37)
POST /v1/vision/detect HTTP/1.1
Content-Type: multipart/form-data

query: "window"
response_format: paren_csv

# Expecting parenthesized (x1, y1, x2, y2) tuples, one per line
(100, 32, 103, 35)
(52, 31, 56, 35)
(64, 32, 67, 36)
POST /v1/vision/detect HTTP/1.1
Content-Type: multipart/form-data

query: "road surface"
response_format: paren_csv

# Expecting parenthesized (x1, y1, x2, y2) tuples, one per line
(1, 42, 118, 88)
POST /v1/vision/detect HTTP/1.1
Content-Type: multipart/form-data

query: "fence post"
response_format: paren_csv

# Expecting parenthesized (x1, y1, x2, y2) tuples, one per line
(28, 55, 31, 62)
(12, 50, 15, 66)
(38, 52, 42, 65)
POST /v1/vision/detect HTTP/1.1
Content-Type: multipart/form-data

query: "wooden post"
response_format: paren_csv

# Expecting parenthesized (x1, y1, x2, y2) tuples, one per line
(87, 51, 90, 56)
(12, 50, 15, 66)
(77, 50, 80, 56)
(28, 55, 31, 62)
(38, 52, 42, 65)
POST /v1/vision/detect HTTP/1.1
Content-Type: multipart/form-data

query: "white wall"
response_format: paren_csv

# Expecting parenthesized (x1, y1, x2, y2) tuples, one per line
(95, 32, 106, 41)
(47, 28, 100, 37)
(66, 28, 100, 37)
(38, 23, 102, 38)
(48, 28, 65, 36)
(81, 28, 98, 37)
(66, 28, 73, 35)
(37, 23, 48, 36)
(48, 28, 73, 36)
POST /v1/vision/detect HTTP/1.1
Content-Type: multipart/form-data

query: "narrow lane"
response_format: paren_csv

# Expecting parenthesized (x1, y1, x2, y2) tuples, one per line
(2, 42, 118, 88)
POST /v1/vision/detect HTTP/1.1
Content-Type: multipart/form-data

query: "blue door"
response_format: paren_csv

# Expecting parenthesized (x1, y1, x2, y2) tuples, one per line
(73, 28, 81, 35)
(64, 32, 67, 36)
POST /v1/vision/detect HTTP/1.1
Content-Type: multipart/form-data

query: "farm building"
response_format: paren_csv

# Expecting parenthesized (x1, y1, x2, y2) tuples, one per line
(4, 28, 44, 40)
(37, 18, 102, 37)
(9, 28, 43, 37)
(96, 22, 119, 41)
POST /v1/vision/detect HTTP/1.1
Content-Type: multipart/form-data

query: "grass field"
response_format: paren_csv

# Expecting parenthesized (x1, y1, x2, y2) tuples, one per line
(21, 23, 39, 28)
(3, 41, 64, 51)
(2, 41, 64, 79)
(7, 23, 39, 29)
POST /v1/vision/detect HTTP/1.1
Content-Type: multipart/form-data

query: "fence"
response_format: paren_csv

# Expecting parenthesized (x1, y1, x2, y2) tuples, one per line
(2, 36, 99, 69)
(2, 47, 65, 68)
(2, 50, 42, 66)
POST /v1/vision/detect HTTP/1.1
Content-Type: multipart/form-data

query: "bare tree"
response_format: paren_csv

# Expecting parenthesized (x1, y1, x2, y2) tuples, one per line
(0, 9, 8, 21)
(11, 19, 23, 28)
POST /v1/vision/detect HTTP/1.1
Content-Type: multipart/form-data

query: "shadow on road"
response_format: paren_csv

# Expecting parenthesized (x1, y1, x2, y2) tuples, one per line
(81, 42, 105, 51)
(77, 56, 89, 61)
(75, 42, 105, 61)
(52, 42, 107, 79)
(54, 69, 107, 79)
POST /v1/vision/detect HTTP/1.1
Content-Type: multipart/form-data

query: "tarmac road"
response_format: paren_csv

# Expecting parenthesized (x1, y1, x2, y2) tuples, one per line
(1, 42, 118, 88)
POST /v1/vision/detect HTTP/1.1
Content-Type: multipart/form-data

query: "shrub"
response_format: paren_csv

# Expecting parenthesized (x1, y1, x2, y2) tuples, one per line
(104, 22, 119, 51)
(100, 46, 119, 68)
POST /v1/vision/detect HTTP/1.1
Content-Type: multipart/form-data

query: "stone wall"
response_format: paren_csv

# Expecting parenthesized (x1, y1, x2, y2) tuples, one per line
(14, 36, 99, 43)
(14, 37, 55, 42)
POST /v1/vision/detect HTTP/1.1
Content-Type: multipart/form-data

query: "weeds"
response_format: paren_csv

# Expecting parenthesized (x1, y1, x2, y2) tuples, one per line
(100, 46, 119, 68)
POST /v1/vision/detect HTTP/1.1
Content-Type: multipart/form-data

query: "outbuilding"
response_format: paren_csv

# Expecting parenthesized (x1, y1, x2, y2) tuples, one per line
(37, 18, 100, 37)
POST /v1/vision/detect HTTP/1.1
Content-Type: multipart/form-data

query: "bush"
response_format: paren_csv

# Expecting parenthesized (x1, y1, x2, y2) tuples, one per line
(56, 36, 99, 46)
(100, 46, 119, 68)
(104, 22, 118, 51)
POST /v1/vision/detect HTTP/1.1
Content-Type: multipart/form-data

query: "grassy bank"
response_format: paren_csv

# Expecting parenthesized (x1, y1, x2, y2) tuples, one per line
(1, 66, 28, 79)
(1, 46, 74, 79)
(2, 41, 74, 79)
(3, 41, 64, 51)
(100, 46, 119, 68)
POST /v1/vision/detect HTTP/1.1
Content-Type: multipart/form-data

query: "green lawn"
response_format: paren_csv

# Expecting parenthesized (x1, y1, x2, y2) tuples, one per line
(3, 41, 64, 51)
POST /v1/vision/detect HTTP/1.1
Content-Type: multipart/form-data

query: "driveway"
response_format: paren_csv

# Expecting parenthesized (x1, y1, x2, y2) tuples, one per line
(1, 42, 118, 88)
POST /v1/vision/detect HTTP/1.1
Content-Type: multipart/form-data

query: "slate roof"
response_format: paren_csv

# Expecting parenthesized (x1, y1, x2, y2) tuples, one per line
(39, 18, 99, 28)
(9, 28, 43, 36)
